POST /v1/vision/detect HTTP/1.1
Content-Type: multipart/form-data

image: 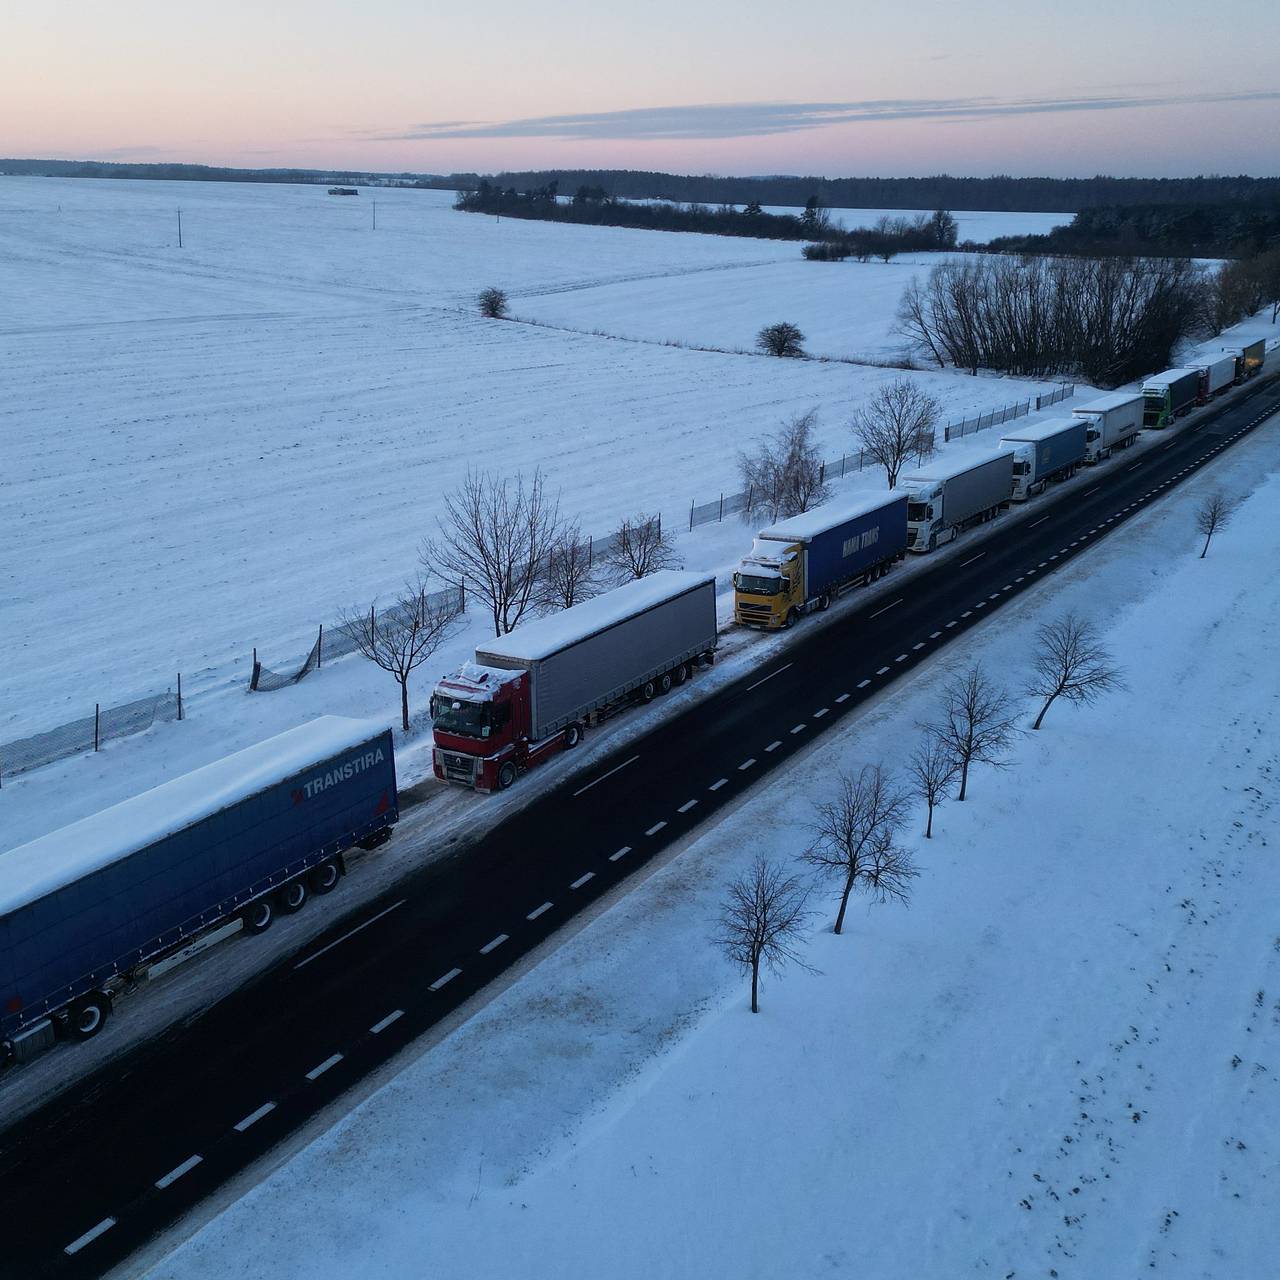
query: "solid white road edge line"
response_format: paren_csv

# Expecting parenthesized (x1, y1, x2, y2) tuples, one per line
(869, 597, 903, 618)
(572, 755, 640, 798)
(745, 662, 793, 692)
(294, 899, 408, 971)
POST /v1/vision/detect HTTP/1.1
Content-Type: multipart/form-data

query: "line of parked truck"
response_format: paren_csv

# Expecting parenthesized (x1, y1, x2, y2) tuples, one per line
(1, 338, 1269, 1072)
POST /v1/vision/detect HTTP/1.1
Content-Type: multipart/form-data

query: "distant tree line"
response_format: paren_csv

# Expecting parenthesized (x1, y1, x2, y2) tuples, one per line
(0, 158, 447, 187)
(803, 210, 958, 261)
(454, 170, 1280, 214)
(987, 201, 1280, 259)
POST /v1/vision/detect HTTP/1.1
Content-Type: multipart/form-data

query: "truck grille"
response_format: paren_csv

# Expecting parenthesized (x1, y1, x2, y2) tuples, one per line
(438, 750, 477, 785)
(736, 602, 774, 625)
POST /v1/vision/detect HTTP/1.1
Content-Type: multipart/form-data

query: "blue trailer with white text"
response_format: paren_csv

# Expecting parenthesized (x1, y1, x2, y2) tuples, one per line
(0, 717, 397, 1066)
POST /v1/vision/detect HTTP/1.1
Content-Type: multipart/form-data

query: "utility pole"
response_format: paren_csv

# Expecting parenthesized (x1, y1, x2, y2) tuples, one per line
(177, 208, 183, 248)
(372, 199, 376, 231)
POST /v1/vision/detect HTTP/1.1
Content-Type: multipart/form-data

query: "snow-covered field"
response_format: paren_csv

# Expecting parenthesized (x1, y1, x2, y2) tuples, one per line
(2, 177, 1058, 745)
(148, 396, 1280, 1280)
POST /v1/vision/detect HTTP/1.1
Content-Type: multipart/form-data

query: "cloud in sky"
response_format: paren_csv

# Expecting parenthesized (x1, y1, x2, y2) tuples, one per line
(380, 89, 1280, 143)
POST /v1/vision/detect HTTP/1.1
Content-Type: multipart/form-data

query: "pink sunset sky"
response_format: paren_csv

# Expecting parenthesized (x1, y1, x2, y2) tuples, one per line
(2, 0, 1278, 176)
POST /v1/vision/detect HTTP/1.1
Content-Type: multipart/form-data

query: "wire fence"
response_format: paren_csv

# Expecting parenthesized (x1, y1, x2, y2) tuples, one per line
(1, 383, 1077, 767)
(0, 685, 183, 785)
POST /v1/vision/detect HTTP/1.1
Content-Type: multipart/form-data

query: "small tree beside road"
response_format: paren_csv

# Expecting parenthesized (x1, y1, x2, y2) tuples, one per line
(803, 766, 917, 935)
(423, 468, 562, 636)
(536, 522, 600, 610)
(477, 286, 509, 319)
(907, 733, 959, 838)
(931, 665, 1019, 801)
(757, 321, 806, 358)
(1026, 613, 1125, 731)
(340, 578, 460, 731)
(852, 378, 942, 488)
(714, 857, 813, 1013)
(738, 410, 829, 522)
(1195, 492, 1239, 559)
(601, 512, 681, 581)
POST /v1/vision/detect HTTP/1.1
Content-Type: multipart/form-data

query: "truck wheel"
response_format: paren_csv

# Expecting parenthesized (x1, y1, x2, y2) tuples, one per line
(564, 723, 582, 748)
(497, 761, 518, 790)
(658, 672, 673, 695)
(819, 593, 832, 611)
(309, 859, 342, 895)
(673, 663, 689, 686)
(927, 532, 937, 552)
(702, 649, 715, 666)
(277, 878, 309, 914)
(68, 993, 111, 1042)
(784, 608, 800, 629)
(241, 898, 274, 935)
(640, 679, 657, 703)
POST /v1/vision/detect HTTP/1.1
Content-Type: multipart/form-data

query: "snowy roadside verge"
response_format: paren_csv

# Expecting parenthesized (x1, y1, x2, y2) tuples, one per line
(144, 400, 1280, 1280)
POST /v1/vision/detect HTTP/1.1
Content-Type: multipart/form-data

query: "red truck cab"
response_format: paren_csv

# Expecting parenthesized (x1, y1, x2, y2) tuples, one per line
(431, 663, 567, 792)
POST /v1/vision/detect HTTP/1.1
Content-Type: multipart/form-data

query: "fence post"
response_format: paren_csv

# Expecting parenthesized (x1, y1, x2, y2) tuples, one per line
(657, 512, 662, 538)
(718, 493, 724, 521)
(94, 704, 100, 752)
(177, 672, 184, 721)
(840, 454, 846, 478)
(317, 624, 323, 669)
(689, 499, 694, 533)
(818, 462, 825, 483)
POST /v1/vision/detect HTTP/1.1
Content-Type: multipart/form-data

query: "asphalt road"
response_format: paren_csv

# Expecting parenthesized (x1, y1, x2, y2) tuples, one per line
(2, 376, 1277, 1279)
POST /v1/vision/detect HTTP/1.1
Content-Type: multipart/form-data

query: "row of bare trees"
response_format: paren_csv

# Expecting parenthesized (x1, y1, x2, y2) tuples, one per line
(1204, 248, 1280, 335)
(338, 469, 680, 729)
(716, 615, 1126, 1011)
(897, 255, 1205, 388)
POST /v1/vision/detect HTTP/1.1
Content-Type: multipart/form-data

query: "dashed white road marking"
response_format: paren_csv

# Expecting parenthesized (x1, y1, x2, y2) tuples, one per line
(945, 620, 958, 628)
(709, 778, 728, 791)
(856, 678, 871, 688)
(479, 933, 508, 955)
(573, 755, 640, 797)
(738, 757, 757, 771)
(527, 900, 554, 918)
(875, 664, 891, 675)
(306, 1053, 344, 1080)
(294, 899, 408, 970)
(65, 1219, 116, 1256)
(678, 797, 700, 811)
(912, 642, 926, 650)
(429, 968, 462, 991)
(961, 610, 973, 618)
(608, 847, 631, 862)
(765, 741, 782, 752)
(234, 1101, 277, 1132)
(570, 871, 596, 889)
(790, 723, 806, 734)
(645, 821, 667, 836)
(745, 662, 793, 693)
(836, 692, 851, 702)
(895, 653, 909, 662)
(870, 597, 903, 618)
(370, 1010, 404, 1035)
(155, 1155, 203, 1190)
(929, 630, 942, 639)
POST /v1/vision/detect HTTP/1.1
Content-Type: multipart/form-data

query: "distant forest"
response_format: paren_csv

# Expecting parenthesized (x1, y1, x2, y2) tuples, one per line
(6, 158, 1280, 214)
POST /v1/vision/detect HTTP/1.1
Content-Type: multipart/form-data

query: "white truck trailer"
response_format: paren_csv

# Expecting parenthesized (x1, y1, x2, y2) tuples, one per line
(902, 446, 1014, 552)
(1072, 392, 1143, 463)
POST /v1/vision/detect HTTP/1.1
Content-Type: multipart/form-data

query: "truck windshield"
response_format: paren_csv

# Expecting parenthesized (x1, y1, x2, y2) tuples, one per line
(737, 573, 783, 595)
(432, 696, 491, 737)
(906, 501, 930, 523)
(1012, 461, 1030, 476)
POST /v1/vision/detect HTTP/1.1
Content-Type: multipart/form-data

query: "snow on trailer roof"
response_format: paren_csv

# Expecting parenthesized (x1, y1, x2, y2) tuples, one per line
(756, 490, 906, 543)
(1142, 368, 1198, 389)
(901, 444, 1014, 486)
(998, 416, 1084, 444)
(477, 570, 715, 663)
(0, 716, 391, 919)
(1073, 391, 1142, 414)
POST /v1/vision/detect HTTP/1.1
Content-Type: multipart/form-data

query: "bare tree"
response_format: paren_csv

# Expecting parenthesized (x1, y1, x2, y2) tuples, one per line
(757, 321, 806, 358)
(340, 578, 461, 731)
(424, 468, 562, 636)
(601, 512, 681, 581)
(713, 857, 813, 1013)
(738, 410, 830, 522)
(907, 733, 958, 838)
(536, 522, 600, 610)
(803, 766, 916, 935)
(1195, 492, 1239, 559)
(477, 286, 509, 319)
(932, 665, 1019, 801)
(852, 378, 942, 488)
(1027, 613, 1125, 731)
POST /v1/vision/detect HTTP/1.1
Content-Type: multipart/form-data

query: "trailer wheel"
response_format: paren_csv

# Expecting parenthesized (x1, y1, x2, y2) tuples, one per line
(702, 649, 715, 666)
(673, 663, 689, 686)
(68, 993, 111, 1042)
(564, 723, 582, 748)
(817, 593, 831, 612)
(310, 859, 342, 895)
(278, 878, 309, 914)
(640, 679, 657, 703)
(497, 761, 518, 790)
(241, 898, 274, 935)
(658, 671, 673, 695)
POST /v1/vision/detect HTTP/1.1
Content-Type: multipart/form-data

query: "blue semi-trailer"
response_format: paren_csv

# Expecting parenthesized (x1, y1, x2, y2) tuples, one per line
(0, 717, 397, 1067)
(733, 491, 909, 628)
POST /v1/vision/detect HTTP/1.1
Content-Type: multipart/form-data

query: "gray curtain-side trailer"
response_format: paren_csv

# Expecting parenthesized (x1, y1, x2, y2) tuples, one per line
(0, 717, 396, 1064)
(476, 571, 718, 741)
